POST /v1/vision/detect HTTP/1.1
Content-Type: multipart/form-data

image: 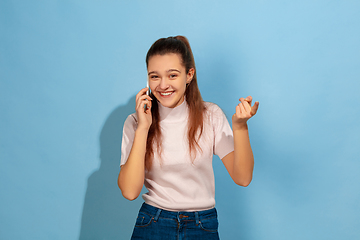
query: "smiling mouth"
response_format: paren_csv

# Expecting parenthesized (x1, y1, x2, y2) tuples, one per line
(159, 91, 174, 96)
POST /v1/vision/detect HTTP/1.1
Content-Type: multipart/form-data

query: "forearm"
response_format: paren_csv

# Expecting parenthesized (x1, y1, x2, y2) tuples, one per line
(232, 124, 254, 186)
(118, 128, 148, 200)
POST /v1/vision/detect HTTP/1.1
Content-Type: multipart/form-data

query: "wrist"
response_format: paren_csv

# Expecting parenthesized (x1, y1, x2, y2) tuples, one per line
(135, 126, 150, 135)
(232, 122, 248, 131)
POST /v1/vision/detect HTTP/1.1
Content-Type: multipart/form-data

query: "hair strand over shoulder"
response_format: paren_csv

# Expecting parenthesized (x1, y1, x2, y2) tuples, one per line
(145, 36, 206, 170)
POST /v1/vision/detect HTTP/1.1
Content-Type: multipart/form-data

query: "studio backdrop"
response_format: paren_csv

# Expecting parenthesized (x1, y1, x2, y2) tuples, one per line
(1, 1, 359, 239)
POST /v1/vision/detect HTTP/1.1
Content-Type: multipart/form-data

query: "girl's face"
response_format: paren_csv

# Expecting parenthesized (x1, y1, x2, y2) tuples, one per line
(147, 53, 194, 108)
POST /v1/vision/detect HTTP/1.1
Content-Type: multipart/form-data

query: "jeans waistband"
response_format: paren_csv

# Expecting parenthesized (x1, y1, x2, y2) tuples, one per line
(139, 203, 217, 223)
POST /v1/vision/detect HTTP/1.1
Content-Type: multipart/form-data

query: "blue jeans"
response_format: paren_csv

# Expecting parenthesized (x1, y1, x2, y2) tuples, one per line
(131, 203, 220, 240)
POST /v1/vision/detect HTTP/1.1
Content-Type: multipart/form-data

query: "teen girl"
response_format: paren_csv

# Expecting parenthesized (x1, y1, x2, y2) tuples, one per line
(118, 36, 259, 239)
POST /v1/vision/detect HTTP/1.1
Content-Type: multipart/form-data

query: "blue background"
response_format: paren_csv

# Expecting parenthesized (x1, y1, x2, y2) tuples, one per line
(1, 1, 359, 239)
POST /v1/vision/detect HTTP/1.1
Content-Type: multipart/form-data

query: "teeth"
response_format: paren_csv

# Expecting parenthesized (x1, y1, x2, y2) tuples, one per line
(160, 92, 173, 96)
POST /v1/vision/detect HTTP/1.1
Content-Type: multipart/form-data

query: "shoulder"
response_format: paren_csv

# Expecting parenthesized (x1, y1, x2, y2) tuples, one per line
(204, 101, 219, 110)
(203, 102, 229, 127)
(204, 102, 225, 116)
(123, 113, 138, 130)
(203, 101, 232, 127)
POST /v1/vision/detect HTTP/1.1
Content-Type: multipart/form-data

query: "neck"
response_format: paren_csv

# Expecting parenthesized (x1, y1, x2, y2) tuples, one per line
(158, 99, 188, 122)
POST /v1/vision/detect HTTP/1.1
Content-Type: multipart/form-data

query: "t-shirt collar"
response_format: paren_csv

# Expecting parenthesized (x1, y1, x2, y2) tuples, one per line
(158, 98, 188, 122)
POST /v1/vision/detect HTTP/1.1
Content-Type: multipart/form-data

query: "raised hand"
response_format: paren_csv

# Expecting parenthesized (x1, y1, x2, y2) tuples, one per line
(135, 87, 153, 130)
(232, 96, 259, 130)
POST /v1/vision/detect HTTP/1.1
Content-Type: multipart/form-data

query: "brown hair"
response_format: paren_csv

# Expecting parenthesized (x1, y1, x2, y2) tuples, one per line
(145, 36, 206, 170)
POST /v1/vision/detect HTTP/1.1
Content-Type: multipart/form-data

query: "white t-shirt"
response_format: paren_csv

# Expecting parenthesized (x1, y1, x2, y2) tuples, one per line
(120, 100, 234, 211)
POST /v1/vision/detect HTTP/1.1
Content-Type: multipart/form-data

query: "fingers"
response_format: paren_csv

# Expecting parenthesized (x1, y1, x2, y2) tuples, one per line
(235, 104, 242, 117)
(245, 96, 252, 106)
(242, 95, 259, 116)
(145, 99, 152, 113)
(235, 105, 241, 114)
(237, 96, 259, 117)
(251, 101, 259, 116)
(239, 97, 251, 113)
(238, 99, 247, 114)
(239, 96, 252, 105)
(136, 88, 152, 112)
(136, 95, 152, 111)
(136, 87, 149, 103)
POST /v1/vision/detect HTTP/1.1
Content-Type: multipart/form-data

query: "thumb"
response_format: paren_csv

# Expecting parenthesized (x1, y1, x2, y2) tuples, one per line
(251, 101, 259, 116)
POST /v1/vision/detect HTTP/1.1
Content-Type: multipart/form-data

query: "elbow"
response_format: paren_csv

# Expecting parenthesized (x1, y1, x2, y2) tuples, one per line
(237, 181, 251, 187)
(234, 177, 252, 187)
(118, 182, 140, 201)
(117, 173, 141, 201)
(121, 191, 139, 201)
(118, 183, 140, 201)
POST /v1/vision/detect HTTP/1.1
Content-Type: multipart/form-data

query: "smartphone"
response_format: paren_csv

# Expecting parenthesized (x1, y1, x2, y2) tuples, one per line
(146, 77, 149, 96)
(145, 76, 149, 111)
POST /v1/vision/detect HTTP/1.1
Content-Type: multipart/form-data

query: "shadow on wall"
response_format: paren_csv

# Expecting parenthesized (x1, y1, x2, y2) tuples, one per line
(79, 95, 145, 240)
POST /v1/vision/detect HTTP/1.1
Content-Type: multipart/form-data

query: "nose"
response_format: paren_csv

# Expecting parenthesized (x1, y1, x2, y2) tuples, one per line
(158, 77, 169, 90)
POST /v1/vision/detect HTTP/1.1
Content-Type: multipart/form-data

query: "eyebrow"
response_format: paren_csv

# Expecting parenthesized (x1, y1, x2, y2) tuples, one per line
(148, 69, 181, 75)
(167, 69, 181, 73)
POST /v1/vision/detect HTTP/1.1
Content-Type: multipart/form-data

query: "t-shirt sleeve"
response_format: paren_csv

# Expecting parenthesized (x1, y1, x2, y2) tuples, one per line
(120, 114, 138, 167)
(212, 105, 234, 159)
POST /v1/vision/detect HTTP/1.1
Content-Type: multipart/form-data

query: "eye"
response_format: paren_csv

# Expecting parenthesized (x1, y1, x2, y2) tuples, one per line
(169, 74, 178, 79)
(150, 75, 159, 79)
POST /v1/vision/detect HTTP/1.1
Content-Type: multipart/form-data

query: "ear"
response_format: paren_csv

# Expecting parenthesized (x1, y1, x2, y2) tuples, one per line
(186, 68, 195, 84)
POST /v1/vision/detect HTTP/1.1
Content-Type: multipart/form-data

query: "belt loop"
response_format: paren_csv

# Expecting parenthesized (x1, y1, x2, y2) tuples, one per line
(154, 209, 161, 222)
(195, 211, 199, 226)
